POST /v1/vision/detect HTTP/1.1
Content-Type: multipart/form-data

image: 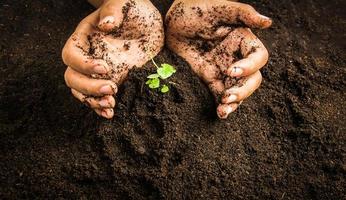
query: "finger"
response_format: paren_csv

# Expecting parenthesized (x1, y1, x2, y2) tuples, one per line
(95, 108, 115, 119)
(65, 67, 118, 96)
(209, 29, 244, 73)
(71, 89, 116, 109)
(222, 71, 262, 104)
(236, 3, 272, 29)
(219, 2, 272, 29)
(217, 103, 240, 119)
(98, 0, 126, 32)
(226, 29, 269, 77)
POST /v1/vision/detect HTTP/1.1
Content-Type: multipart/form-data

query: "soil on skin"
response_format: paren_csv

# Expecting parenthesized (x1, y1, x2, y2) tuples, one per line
(0, 0, 345, 199)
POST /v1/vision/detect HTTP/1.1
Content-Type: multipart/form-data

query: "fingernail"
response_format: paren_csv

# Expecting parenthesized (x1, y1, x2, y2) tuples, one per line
(101, 110, 110, 118)
(101, 110, 108, 117)
(100, 85, 114, 95)
(94, 65, 108, 74)
(99, 99, 109, 107)
(217, 105, 233, 119)
(102, 109, 113, 118)
(260, 15, 273, 27)
(225, 94, 238, 104)
(225, 106, 233, 115)
(231, 67, 243, 77)
(99, 16, 115, 26)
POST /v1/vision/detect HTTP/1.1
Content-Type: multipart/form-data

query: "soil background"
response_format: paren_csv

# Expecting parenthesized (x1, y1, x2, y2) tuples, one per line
(0, 0, 345, 199)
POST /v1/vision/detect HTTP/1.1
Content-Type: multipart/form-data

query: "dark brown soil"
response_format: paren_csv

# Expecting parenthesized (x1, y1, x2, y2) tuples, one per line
(0, 0, 345, 199)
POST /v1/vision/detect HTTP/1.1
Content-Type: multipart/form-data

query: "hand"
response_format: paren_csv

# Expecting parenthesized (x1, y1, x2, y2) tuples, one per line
(62, 0, 164, 118)
(166, 0, 272, 119)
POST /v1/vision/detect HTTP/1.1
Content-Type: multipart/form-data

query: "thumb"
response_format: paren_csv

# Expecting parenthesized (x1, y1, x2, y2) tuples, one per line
(98, 1, 125, 32)
(237, 4, 272, 29)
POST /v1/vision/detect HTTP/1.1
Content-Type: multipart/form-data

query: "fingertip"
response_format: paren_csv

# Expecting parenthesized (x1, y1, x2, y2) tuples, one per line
(217, 104, 233, 119)
(239, 5, 272, 29)
(105, 95, 116, 108)
(98, 98, 110, 108)
(259, 15, 273, 29)
(99, 83, 118, 95)
(93, 64, 109, 74)
(101, 108, 114, 119)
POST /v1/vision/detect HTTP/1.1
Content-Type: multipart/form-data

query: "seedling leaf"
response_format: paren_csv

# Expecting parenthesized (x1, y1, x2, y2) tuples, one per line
(148, 78, 160, 89)
(161, 85, 169, 93)
(147, 74, 160, 79)
(145, 55, 177, 93)
(146, 79, 152, 85)
(161, 63, 176, 72)
(157, 63, 176, 79)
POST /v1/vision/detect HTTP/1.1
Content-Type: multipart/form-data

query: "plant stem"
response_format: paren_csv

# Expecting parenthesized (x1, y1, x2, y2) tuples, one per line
(145, 44, 159, 69)
(151, 57, 159, 69)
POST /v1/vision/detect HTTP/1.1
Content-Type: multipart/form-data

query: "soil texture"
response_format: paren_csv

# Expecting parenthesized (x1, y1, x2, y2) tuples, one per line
(0, 0, 345, 199)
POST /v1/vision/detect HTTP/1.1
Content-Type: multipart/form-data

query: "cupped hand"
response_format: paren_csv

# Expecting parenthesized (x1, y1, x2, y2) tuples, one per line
(62, 0, 164, 118)
(166, 0, 272, 119)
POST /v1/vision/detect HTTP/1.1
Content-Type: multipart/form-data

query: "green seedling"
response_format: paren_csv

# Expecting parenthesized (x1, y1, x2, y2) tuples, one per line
(146, 58, 176, 93)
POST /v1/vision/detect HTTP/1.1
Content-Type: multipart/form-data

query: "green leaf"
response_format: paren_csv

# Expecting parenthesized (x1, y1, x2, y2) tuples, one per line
(149, 78, 160, 89)
(161, 63, 176, 73)
(157, 63, 176, 79)
(161, 85, 169, 93)
(147, 74, 160, 79)
(146, 79, 152, 85)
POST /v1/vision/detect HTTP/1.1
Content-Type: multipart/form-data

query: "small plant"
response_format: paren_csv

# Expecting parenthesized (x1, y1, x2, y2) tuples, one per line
(146, 58, 176, 94)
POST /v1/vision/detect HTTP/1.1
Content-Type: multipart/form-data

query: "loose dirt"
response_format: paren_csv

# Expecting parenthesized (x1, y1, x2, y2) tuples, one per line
(0, 0, 345, 199)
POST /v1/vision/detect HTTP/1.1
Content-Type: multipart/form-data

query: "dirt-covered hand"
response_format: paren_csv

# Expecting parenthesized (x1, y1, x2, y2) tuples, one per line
(166, 0, 272, 119)
(62, 0, 164, 119)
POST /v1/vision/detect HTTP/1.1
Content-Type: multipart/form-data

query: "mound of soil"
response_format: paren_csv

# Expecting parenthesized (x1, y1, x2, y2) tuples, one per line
(0, 0, 345, 199)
